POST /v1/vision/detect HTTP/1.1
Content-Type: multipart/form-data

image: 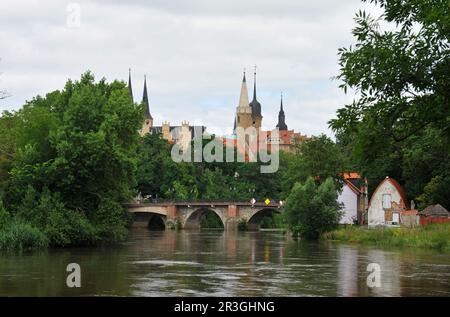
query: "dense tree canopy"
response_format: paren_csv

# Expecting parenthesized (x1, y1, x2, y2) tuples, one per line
(0, 72, 142, 245)
(285, 177, 342, 240)
(329, 0, 449, 209)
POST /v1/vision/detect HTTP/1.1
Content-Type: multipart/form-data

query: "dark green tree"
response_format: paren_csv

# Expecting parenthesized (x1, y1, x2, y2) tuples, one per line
(3, 71, 142, 245)
(284, 177, 342, 240)
(329, 0, 450, 207)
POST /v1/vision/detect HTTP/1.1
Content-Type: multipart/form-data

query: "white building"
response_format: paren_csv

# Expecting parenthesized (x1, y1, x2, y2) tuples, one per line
(338, 173, 368, 225)
(368, 176, 409, 227)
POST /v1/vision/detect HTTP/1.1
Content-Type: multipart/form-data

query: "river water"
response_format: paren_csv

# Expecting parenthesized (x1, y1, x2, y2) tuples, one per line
(1, 229, 449, 296)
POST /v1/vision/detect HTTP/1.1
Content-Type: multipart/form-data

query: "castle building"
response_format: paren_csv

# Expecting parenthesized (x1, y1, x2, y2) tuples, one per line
(231, 70, 308, 154)
(128, 70, 205, 150)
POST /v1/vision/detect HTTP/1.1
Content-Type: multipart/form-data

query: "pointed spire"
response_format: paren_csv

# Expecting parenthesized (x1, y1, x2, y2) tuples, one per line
(237, 70, 250, 111)
(276, 92, 288, 131)
(249, 65, 262, 119)
(252, 65, 257, 101)
(142, 75, 153, 120)
(128, 68, 133, 101)
(280, 92, 284, 112)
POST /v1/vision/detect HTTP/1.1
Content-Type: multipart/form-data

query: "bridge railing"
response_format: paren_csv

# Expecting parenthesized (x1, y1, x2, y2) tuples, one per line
(125, 198, 284, 207)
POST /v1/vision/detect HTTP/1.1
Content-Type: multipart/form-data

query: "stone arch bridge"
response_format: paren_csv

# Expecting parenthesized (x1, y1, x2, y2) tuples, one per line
(125, 201, 284, 231)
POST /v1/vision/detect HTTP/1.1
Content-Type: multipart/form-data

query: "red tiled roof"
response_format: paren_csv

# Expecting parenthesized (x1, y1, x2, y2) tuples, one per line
(342, 172, 361, 180)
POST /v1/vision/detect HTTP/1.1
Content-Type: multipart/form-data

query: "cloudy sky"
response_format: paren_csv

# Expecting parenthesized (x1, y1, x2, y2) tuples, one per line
(0, 0, 380, 137)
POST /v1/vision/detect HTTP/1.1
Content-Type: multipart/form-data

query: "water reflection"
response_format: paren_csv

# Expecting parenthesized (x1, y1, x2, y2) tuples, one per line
(0, 229, 449, 296)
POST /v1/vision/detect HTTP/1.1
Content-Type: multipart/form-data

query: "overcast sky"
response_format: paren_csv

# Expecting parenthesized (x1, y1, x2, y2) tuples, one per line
(0, 0, 380, 137)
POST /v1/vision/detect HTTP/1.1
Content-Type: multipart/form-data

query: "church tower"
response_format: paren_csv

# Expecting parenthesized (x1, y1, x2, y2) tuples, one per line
(276, 93, 288, 131)
(128, 68, 133, 101)
(249, 68, 262, 133)
(140, 75, 153, 136)
(235, 72, 253, 131)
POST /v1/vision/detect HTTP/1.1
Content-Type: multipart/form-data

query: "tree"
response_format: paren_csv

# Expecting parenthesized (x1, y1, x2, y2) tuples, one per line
(280, 135, 350, 198)
(329, 0, 449, 206)
(3, 71, 142, 244)
(284, 177, 342, 240)
(0, 111, 19, 187)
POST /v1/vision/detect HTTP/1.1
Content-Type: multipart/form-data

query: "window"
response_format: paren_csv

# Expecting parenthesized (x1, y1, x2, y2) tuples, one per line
(382, 194, 392, 209)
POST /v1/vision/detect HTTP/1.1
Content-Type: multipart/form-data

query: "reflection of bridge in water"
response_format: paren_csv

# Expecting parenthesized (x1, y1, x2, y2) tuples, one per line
(125, 201, 284, 230)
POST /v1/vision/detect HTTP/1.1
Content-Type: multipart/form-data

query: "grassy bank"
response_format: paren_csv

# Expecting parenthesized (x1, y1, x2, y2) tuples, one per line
(322, 223, 450, 251)
(0, 221, 49, 251)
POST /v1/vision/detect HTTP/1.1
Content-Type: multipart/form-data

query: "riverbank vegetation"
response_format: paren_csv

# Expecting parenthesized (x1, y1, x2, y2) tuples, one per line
(285, 177, 342, 239)
(0, 72, 142, 249)
(322, 223, 450, 251)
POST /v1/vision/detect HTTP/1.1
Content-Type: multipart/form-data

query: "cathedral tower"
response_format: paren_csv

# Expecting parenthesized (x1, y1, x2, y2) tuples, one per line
(140, 75, 153, 136)
(249, 68, 262, 133)
(235, 72, 253, 131)
(276, 93, 288, 131)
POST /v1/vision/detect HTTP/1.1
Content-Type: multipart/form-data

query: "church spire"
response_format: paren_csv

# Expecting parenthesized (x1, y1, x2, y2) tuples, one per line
(249, 65, 262, 119)
(128, 68, 133, 101)
(237, 70, 250, 111)
(142, 75, 153, 120)
(276, 92, 288, 131)
(280, 92, 284, 112)
(252, 65, 257, 101)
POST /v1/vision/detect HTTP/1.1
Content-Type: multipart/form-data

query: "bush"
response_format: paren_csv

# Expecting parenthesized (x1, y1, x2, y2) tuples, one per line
(285, 177, 342, 239)
(0, 220, 48, 251)
(90, 198, 128, 242)
(0, 200, 9, 228)
(200, 211, 224, 229)
(238, 218, 248, 231)
(16, 188, 98, 247)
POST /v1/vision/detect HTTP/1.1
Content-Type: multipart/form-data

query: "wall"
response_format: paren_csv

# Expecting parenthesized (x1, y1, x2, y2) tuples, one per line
(368, 180, 403, 227)
(337, 185, 358, 224)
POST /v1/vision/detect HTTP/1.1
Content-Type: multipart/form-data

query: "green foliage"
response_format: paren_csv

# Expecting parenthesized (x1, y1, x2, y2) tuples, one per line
(418, 175, 450, 210)
(260, 213, 286, 229)
(238, 218, 248, 231)
(0, 71, 142, 247)
(285, 177, 342, 240)
(329, 0, 450, 208)
(0, 220, 48, 251)
(136, 133, 349, 205)
(322, 222, 450, 251)
(200, 211, 224, 229)
(136, 133, 284, 202)
(0, 200, 9, 228)
(280, 135, 350, 197)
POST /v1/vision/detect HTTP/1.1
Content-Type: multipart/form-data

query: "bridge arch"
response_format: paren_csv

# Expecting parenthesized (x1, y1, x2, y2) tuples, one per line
(132, 212, 167, 230)
(184, 207, 226, 230)
(247, 208, 281, 230)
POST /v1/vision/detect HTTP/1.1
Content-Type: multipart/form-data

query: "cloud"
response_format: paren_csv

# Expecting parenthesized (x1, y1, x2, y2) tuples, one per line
(0, 0, 380, 137)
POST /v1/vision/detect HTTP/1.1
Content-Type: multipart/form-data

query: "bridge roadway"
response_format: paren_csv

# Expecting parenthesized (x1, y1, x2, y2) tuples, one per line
(125, 200, 284, 230)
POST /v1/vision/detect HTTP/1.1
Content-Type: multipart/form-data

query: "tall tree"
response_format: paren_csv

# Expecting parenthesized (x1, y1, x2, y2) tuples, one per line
(329, 0, 449, 207)
(3, 71, 142, 243)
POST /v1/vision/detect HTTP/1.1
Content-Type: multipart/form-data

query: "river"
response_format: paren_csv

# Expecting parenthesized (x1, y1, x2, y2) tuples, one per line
(1, 229, 449, 296)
